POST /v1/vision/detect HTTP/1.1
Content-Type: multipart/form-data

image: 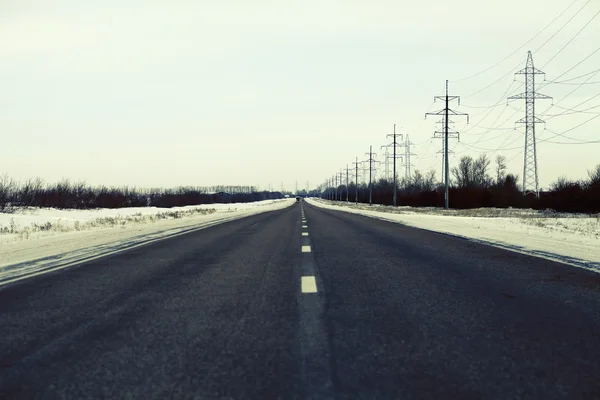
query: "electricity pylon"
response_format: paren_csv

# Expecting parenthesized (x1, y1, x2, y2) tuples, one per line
(380, 144, 391, 180)
(404, 134, 416, 179)
(365, 145, 378, 206)
(426, 80, 469, 210)
(338, 170, 344, 201)
(385, 124, 403, 206)
(508, 51, 552, 198)
(352, 157, 360, 204)
(345, 164, 350, 202)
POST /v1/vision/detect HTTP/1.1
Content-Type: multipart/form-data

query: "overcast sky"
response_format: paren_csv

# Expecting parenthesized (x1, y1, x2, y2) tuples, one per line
(1, 0, 598, 191)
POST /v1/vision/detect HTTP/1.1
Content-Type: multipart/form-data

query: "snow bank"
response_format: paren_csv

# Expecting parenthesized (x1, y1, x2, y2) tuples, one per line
(306, 198, 600, 273)
(0, 199, 291, 243)
(0, 199, 295, 285)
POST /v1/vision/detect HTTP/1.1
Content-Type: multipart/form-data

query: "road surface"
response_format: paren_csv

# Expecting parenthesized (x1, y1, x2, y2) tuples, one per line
(1, 201, 599, 399)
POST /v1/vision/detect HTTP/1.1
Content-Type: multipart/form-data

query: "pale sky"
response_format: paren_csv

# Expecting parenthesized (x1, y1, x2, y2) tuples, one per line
(1, 0, 599, 191)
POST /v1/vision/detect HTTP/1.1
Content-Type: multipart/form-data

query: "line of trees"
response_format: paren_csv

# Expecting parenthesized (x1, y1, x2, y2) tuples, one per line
(0, 176, 283, 211)
(322, 155, 600, 214)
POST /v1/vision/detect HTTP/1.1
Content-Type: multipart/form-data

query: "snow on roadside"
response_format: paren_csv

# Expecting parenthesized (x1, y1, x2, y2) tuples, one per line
(0, 199, 295, 285)
(306, 198, 600, 272)
(0, 199, 291, 243)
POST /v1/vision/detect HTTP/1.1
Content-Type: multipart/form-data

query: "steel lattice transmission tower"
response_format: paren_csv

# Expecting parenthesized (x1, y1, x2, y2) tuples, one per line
(365, 145, 378, 206)
(380, 145, 391, 180)
(508, 51, 552, 197)
(404, 135, 416, 179)
(338, 170, 344, 201)
(352, 157, 360, 204)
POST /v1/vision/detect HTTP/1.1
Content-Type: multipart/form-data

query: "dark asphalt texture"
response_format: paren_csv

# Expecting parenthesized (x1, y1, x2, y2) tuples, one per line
(1, 201, 599, 399)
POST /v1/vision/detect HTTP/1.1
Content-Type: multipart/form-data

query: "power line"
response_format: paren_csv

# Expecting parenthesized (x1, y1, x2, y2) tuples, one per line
(543, 128, 596, 142)
(540, 68, 600, 115)
(547, 68, 600, 83)
(462, 105, 523, 135)
(545, 79, 600, 85)
(470, 100, 514, 145)
(487, 129, 525, 160)
(462, 125, 515, 134)
(544, 138, 600, 144)
(541, 6, 600, 69)
(462, 61, 524, 99)
(470, 129, 515, 145)
(461, 113, 600, 151)
(450, 0, 579, 83)
(461, 81, 523, 133)
(457, 1, 594, 101)
(544, 112, 600, 138)
(544, 92, 600, 120)
(534, 0, 593, 56)
(538, 46, 600, 91)
(543, 102, 600, 116)
(458, 134, 523, 152)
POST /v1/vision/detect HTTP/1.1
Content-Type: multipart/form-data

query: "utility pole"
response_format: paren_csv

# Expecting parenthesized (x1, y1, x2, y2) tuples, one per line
(385, 124, 403, 207)
(508, 51, 552, 198)
(295, 180, 298, 195)
(426, 80, 469, 210)
(352, 157, 360, 204)
(345, 165, 350, 202)
(365, 145, 377, 206)
(434, 116, 458, 182)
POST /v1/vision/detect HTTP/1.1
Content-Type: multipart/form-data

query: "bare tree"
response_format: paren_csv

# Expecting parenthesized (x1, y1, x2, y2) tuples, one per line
(550, 176, 573, 191)
(495, 155, 507, 186)
(502, 173, 520, 191)
(452, 156, 473, 188)
(19, 177, 39, 207)
(423, 170, 437, 191)
(587, 164, 600, 187)
(0, 174, 15, 211)
(473, 154, 492, 188)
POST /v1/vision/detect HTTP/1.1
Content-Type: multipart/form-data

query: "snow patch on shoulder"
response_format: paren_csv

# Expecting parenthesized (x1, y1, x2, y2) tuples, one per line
(307, 198, 600, 273)
(0, 199, 295, 285)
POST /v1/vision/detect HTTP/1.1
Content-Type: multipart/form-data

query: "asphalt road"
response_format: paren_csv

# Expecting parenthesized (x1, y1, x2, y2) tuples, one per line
(1, 201, 599, 399)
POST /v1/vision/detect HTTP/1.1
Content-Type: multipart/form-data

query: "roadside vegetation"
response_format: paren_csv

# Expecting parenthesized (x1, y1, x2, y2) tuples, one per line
(322, 156, 600, 214)
(0, 178, 283, 211)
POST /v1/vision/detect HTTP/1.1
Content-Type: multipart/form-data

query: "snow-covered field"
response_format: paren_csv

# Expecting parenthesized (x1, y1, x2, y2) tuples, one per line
(307, 198, 600, 273)
(0, 199, 295, 285)
(0, 200, 293, 242)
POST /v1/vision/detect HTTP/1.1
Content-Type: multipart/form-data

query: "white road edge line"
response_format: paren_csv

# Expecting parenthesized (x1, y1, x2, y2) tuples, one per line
(301, 276, 318, 293)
